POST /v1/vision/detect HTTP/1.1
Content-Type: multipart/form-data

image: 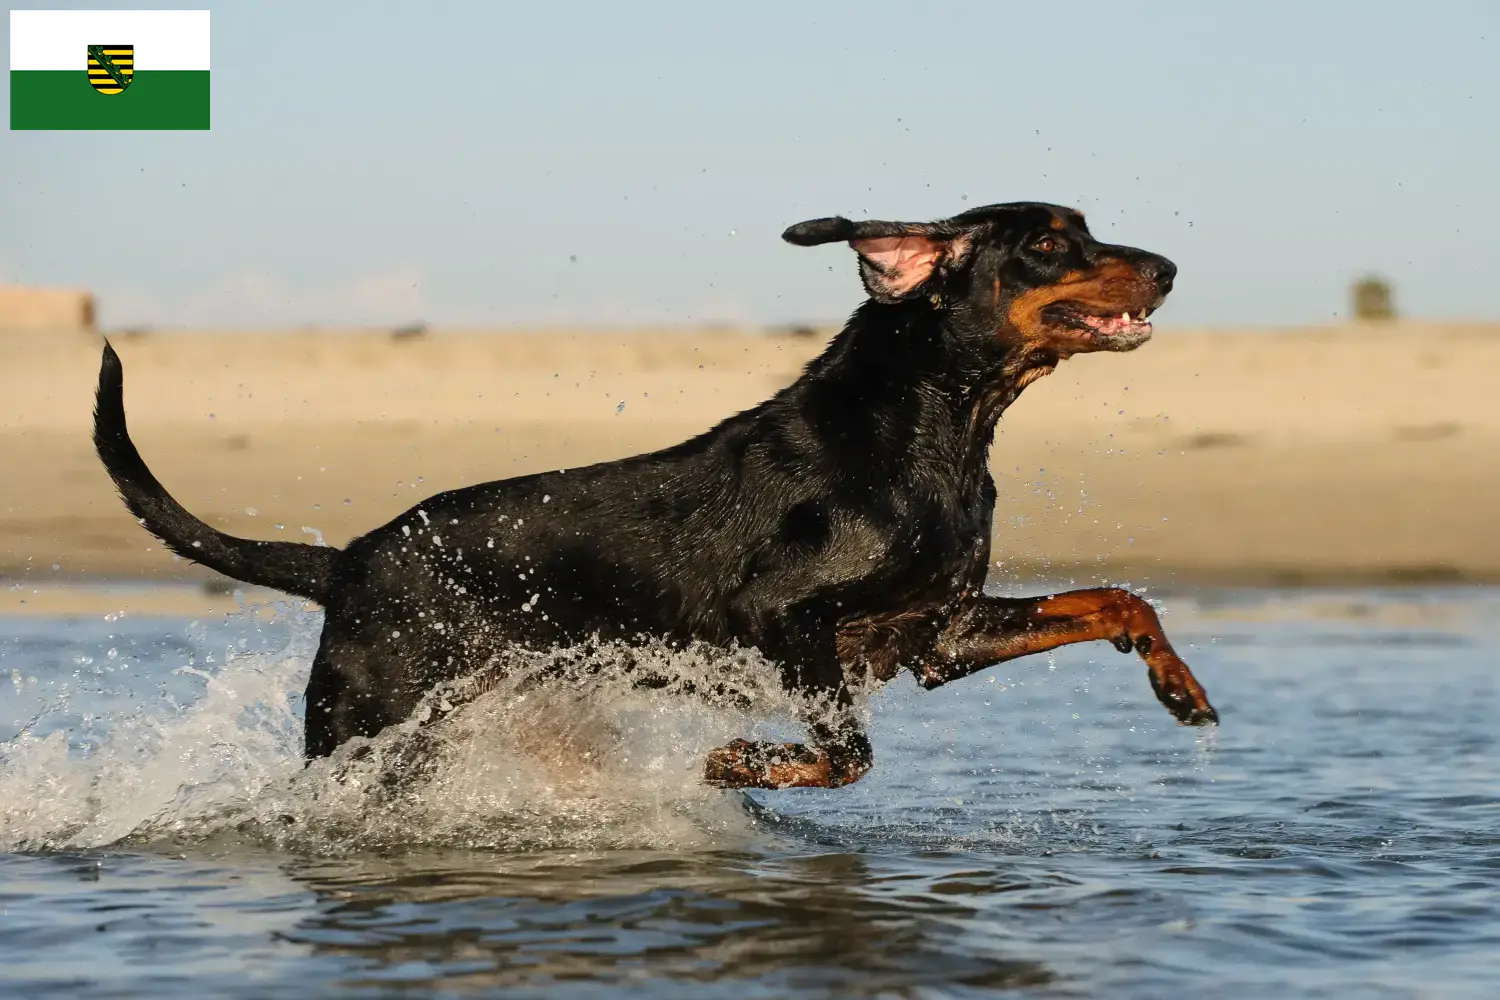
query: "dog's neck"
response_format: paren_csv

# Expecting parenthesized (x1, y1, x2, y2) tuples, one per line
(792, 299, 1055, 495)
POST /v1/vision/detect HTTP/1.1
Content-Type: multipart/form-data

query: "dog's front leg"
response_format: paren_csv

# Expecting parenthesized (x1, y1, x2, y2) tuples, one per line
(917, 589, 1218, 726)
(703, 715, 873, 789)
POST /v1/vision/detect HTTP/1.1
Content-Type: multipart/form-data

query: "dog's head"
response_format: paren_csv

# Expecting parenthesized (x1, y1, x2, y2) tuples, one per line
(784, 202, 1175, 357)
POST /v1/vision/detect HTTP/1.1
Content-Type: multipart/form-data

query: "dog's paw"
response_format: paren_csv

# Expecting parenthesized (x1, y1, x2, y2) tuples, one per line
(703, 738, 759, 787)
(1148, 664, 1219, 726)
(703, 739, 833, 789)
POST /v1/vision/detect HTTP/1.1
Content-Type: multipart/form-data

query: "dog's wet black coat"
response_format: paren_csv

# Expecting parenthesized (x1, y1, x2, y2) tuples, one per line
(94, 201, 1213, 785)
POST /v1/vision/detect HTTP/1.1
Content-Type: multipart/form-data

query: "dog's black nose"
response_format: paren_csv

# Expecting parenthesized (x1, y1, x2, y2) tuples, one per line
(1141, 254, 1176, 294)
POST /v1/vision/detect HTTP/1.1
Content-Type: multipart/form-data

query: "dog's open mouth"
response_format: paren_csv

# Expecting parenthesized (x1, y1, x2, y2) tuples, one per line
(1043, 303, 1157, 347)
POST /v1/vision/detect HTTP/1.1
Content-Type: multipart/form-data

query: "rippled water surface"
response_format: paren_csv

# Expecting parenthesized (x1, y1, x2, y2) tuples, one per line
(2, 586, 1497, 997)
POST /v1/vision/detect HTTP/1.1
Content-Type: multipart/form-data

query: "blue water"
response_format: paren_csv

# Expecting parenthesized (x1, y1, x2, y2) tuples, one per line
(2, 586, 1497, 997)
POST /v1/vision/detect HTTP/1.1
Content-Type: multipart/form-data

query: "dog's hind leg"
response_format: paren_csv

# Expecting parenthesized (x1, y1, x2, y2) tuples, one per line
(303, 632, 400, 758)
(917, 588, 1218, 725)
(703, 708, 872, 789)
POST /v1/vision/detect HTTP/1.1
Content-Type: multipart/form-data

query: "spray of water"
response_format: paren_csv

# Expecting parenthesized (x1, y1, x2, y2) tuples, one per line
(0, 606, 832, 855)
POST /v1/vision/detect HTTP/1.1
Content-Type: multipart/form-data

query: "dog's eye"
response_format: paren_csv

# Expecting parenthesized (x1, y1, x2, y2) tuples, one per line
(1031, 237, 1062, 253)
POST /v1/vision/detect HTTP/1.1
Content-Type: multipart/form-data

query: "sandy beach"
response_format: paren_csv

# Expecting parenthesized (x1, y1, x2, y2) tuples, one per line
(3, 321, 1497, 610)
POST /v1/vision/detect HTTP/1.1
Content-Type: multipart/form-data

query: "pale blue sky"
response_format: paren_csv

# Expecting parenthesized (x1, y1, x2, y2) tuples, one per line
(3, 1, 1497, 329)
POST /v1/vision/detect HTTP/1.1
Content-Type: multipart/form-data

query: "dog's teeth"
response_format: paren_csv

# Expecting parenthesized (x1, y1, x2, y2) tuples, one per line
(1121, 312, 1130, 324)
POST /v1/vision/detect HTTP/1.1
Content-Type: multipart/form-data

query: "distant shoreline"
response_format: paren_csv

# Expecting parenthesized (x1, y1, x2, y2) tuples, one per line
(3, 321, 1497, 595)
(4, 575, 1494, 620)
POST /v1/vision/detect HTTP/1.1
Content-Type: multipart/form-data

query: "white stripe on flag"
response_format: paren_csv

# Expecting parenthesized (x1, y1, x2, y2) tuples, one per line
(9, 10, 210, 71)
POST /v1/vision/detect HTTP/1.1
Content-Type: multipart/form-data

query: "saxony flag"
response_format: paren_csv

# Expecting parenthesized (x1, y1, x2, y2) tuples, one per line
(10, 10, 210, 130)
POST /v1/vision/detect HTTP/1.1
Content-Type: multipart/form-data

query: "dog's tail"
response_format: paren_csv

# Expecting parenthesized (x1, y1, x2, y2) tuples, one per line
(92, 342, 338, 604)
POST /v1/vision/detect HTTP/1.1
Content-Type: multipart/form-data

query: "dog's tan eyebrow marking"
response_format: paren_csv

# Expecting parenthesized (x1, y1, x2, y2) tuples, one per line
(1049, 216, 1069, 231)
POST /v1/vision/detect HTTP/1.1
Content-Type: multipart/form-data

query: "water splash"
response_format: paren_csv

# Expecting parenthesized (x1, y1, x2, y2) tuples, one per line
(0, 608, 825, 855)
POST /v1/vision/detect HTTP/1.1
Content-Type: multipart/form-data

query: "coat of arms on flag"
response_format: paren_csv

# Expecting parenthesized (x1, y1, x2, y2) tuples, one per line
(86, 45, 134, 95)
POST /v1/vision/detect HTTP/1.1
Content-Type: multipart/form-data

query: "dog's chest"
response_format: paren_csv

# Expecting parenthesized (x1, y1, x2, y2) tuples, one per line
(895, 474, 994, 589)
(832, 480, 993, 678)
(896, 526, 989, 620)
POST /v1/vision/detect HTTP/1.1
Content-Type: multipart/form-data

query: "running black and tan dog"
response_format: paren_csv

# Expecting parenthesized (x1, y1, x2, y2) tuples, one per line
(92, 201, 1218, 789)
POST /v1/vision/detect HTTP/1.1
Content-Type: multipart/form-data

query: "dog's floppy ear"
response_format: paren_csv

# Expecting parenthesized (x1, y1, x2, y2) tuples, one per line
(783, 216, 975, 303)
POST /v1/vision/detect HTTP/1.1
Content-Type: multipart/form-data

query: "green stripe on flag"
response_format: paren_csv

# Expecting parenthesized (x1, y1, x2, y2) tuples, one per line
(10, 70, 210, 130)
